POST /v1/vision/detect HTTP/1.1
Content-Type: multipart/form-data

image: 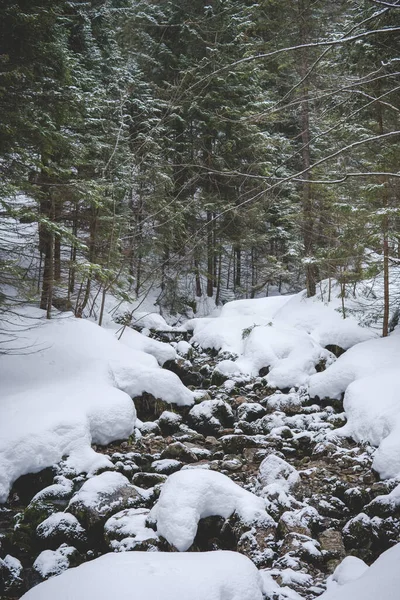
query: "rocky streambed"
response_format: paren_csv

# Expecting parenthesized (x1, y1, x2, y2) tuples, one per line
(1, 334, 399, 599)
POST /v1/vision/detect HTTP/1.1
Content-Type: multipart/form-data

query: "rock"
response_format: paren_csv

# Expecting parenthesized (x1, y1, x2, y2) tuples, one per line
(319, 529, 346, 569)
(188, 399, 234, 436)
(157, 411, 183, 435)
(33, 544, 80, 579)
(140, 422, 162, 436)
(150, 459, 183, 475)
(278, 511, 311, 537)
(68, 472, 142, 530)
(0, 555, 23, 596)
(104, 508, 159, 551)
(220, 435, 262, 454)
(237, 403, 267, 423)
(160, 442, 198, 463)
(163, 358, 203, 387)
(36, 512, 87, 550)
(132, 472, 168, 489)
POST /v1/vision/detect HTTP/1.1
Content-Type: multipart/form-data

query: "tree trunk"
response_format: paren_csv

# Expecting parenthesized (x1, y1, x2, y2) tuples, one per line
(235, 244, 241, 289)
(206, 211, 213, 297)
(298, 0, 318, 297)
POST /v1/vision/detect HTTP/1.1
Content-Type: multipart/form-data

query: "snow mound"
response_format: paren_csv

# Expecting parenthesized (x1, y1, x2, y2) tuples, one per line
(0, 312, 193, 503)
(21, 550, 264, 600)
(219, 295, 291, 320)
(273, 289, 376, 350)
(325, 556, 369, 591)
(316, 542, 400, 600)
(309, 334, 400, 400)
(117, 325, 176, 365)
(185, 288, 373, 389)
(150, 469, 273, 551)
(331, 369, 400, 478)
(132, 311, 172, 331)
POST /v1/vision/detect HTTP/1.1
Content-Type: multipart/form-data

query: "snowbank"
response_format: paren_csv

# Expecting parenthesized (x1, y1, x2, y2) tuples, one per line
(20, 551, 264, 600)
(150, 469, 273, 551)
(331, 369, 400, 478)
(117, 325, 176, 366)
(185, 287, 374, 389)
(0, 311, 193, 503)
(309, 334, 400, 400)
(316, 542, 400, 600)
(273, 289, 376, 350)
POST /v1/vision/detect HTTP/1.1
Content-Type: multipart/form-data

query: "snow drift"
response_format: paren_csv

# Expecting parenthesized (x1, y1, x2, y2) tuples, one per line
(20, 551, 264, 600)
(0, 310, 193, 503)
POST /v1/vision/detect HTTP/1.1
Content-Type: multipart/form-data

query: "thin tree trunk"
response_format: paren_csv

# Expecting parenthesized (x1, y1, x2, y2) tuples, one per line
(299, 0, 318, 297)
(194, 258, 202, 297)
(206, 211, 213, 297)
(235, 244, 241, 289)
(215, 252, 222, 305)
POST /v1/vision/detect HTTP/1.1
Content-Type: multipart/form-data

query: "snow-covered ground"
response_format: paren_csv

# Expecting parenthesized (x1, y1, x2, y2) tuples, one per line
(20, 551, 264, 600)
(0, 308, 193, 502)
(2, 270, 400, 600)
(184, 285, 377, 390)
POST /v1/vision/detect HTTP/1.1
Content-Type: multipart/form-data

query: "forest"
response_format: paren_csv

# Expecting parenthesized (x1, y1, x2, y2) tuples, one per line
(1, 2, 400, 600)
(1, 0, 399, 329)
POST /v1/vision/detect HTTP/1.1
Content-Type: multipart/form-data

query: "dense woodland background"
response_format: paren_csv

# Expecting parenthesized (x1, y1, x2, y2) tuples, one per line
(1, 0, 399, 332)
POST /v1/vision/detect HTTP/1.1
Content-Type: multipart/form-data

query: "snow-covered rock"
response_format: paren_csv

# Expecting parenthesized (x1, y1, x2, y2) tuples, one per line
(21, 551, 264, 600)
(67, 472, 141, 528)
(33, 544, 78, 579)
(188, 399, 234, 435)
(316, 542, 400, 600)
(150, 469, 274, 551)
(258, 454, 300, 492)
(325, 555, 369, 591)
(104, 508, 158, 551)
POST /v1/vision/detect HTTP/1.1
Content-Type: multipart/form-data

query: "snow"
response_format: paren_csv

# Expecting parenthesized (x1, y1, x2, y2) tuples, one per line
(309, 334, 400, 400)
(36, 513, 85, 539)
(259, 570, 303, 599)
(325, 556, 369, 591)
(67, 472, 134, 512)
(316, 542, 400, 600)
(0, 311, 193, 503)
(104, 508, 158, 551)
(273, 288, 376, 350)
(21, 551, 264, 600)
(150, 469, 274, 551)
(185, 286, 375, 389)
(33, 544, 76, 579)
(330, 368, 400, 478)
(117, 325, 176, 365)
(258, 454, 300, 492)
(132, 311, 172, 331)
